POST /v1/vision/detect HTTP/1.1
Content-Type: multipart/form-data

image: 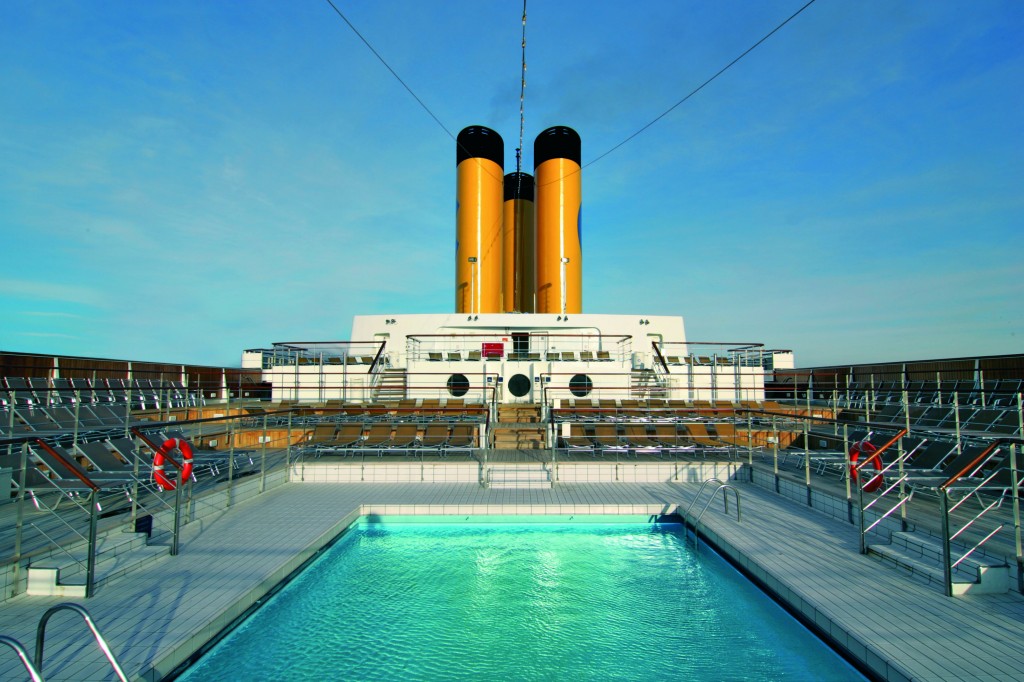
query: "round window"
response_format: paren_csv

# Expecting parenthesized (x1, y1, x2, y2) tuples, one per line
(508, 374, 531, 398)
(569, 374, 593, 398)
(447, 374, 469, 397)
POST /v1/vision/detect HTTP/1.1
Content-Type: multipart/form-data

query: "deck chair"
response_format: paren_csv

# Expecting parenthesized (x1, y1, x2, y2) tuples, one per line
(590, 424, 626, 456)
(390, 423, 420, 449)
(621, 424, 661, 456)
(579, 351, 594, 362)
(418, 423, 450, 450)
(13, 407, 56, 432)
(360, 424, 394, 453)
(446, 425, 476, 451)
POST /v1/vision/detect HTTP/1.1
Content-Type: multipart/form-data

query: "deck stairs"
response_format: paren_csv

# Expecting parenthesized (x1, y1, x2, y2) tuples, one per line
(26, 526, 167, 598)
(866, 530, 1009, 596)
(630, 369, 667, 399)
(373, 368, 407, 401)
(490, 405, 546, 450)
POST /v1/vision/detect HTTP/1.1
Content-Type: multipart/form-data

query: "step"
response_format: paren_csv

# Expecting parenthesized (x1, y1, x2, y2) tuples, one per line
(28, 533, 168, 597)
(867, 532, 1008, 595)
(487, 466, 552, 489)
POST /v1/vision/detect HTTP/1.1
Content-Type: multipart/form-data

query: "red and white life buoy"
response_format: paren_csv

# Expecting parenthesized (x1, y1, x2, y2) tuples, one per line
(849, 440, 884, 492)
(153, 438, 194, 491)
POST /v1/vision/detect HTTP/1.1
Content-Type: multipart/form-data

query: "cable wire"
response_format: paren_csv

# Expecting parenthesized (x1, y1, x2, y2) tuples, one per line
(323, 0, 456, 142)
(582, 0, 819, 169)
(517, 0, 527, 176)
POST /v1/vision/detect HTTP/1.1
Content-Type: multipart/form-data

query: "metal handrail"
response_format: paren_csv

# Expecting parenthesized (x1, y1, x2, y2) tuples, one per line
(35, 603, 128, 682)
(0, 635, 44, 682)
(692, 485, 742, 526)
(681, 478, 726, 519)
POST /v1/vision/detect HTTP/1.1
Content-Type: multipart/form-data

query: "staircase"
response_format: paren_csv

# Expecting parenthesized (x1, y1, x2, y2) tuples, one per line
(867, 530, 1009, 596)
(630, 369, 666, 399)
(26, 527, 167, 598)
(491, 405, 546, 449)
(373, 368, 407, 401)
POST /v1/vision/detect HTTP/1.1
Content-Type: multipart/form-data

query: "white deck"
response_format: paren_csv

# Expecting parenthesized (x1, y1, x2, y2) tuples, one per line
(1, 472, 1022, 681)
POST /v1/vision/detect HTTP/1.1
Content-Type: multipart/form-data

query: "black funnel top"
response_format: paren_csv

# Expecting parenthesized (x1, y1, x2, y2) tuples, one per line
(457, 126, 504, 166)
(503, 172, 534, 201)
(534, 126, 581, 166)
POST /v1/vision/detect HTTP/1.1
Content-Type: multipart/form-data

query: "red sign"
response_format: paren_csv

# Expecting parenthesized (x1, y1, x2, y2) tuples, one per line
(482, 342, 504, 359)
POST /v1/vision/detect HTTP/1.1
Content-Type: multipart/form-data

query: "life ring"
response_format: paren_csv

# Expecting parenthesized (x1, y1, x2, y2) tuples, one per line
(153, 438, 194, 491)
(849, 440, 883, 492)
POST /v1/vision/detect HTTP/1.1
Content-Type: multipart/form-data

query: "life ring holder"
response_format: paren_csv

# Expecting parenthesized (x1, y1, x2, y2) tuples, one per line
(153, 438, 194, 491)
(849, 440, 883, 492)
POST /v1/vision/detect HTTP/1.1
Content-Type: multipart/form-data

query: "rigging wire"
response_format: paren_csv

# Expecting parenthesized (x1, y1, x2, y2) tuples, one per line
(582, 0, 819, 170)
(323, 0, 456, 142)
(517, 0, 527, 176)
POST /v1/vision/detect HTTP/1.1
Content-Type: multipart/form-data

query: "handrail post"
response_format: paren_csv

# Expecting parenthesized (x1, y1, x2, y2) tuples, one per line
(286, 409, 293, 483)
(86, 489, 99, 597)
(771, 415, 779, 493)
(260, 414, 268, 494)
(844, 423, 852, 523)
(171, 464, 182, 556)
(857, 470, 866, 554)
(939, 490, 953, 597)
(1011, 443, 1022, 593)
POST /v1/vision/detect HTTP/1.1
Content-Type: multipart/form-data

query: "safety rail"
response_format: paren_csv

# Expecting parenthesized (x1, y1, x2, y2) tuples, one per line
(854, 429, 908, 552)
(936, 438, 1023, 597)
(35, 603, 128, 681)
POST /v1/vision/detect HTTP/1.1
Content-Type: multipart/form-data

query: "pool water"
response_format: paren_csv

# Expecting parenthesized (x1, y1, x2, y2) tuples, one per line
(178, 521, 863, 681)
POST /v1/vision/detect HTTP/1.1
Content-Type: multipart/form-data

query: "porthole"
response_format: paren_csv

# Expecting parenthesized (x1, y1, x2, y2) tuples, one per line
(508, 374, 531, 397)
(447, 374, 469, 397)
(569, 374, 593, 398)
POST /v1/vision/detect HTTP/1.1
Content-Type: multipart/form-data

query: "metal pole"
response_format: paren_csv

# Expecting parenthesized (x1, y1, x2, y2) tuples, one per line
(226, 415, 236, 509)
(939, 490, 953, 597)
(953, 391, 961, 444)
(260, 414, 268, 494)
(844, 424, 852, 523)
(14, 443, 29, 567)
(86, 489, 99, 597)
(171, 467, 182, 556)
(771, 415, 779, 493)
(286, 409, 293, 483)
(1010, 443, 1022, 594)
(746, 414, 753, 483)
(857, 471, 866, 554)
(803, 418, 811, 506)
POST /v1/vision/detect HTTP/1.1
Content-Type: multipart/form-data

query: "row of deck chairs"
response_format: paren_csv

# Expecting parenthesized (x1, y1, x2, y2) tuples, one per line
(553, 399, 784, 422)
(0, 404, 151, 438)
(2, 376, 199, 411)
(306, 399, 488, 423)
(864, 403, 1021, 436)
(559, 423, 746, 459)
(424, 350, 616, 362)
(782, 433, 1022, 499)
(304, 422, 478, 457)
(837, 379, 1023, 409)
(3, 433, 256, 509)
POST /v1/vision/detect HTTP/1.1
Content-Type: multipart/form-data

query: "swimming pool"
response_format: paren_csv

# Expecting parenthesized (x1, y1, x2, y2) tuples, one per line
(177, 519, 864, 681)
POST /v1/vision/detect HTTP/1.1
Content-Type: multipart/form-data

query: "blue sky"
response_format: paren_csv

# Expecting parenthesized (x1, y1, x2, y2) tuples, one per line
(2, 0, 1021, 368)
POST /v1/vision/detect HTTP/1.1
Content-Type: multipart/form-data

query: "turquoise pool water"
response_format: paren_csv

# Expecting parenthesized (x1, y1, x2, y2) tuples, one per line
(178, 520, 863, 681)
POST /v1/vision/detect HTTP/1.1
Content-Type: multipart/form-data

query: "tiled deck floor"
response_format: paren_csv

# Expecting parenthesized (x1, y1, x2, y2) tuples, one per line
(1, 475, 1022, 681)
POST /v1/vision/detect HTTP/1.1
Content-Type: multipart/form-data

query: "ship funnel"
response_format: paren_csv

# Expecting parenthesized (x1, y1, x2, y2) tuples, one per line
(534, 126, 582, 314)
(456, 126, 504, 314)
(502, 172, 535, 313)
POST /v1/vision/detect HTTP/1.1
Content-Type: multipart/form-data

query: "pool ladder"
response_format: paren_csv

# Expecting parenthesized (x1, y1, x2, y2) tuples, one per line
(679, 478, 741, 546)
(0, 603, 128, 681)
